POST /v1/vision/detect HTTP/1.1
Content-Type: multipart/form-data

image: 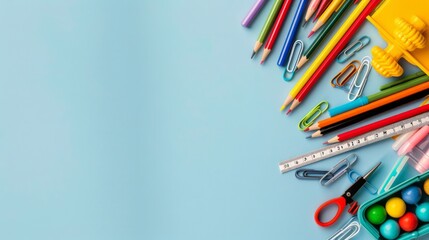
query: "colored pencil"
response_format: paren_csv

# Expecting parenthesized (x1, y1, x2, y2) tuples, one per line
(306, 81, 429, 131)
(379, 71, 426, 91)
(242, 0, 268, 27)
(314, 0, 332, 20)
(277, 0, 310, 66)
(286, 0, 382, 113)
(303, 0, 322, 26)
(309, 89, 429, 138)
(310, 0, 344, 35)
(279, 0, 373, 111)
(251, 0, 284, 59)
(325, 105, 429, 144)
(297, 0, 355, 69)
(328, 75, 429, 116)
(260, 0, 293, 64)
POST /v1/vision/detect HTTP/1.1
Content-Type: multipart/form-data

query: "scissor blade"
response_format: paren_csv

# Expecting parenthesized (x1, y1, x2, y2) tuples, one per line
(363, 162, 382, 179)
(343, 162, 381, 203)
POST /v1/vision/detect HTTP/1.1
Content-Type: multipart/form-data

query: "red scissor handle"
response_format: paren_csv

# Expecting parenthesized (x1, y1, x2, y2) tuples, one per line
(314, 196, 347, 227)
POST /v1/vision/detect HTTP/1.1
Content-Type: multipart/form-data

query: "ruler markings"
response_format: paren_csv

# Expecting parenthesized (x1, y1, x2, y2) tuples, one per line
(278, 113, 429, 173)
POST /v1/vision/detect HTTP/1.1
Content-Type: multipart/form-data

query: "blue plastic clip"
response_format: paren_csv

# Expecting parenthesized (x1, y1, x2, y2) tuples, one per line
(283, 40, 304, 81)
(336, 36, 371, 64)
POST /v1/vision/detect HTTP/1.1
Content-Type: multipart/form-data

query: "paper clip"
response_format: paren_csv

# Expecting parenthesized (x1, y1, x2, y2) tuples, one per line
(347, 170, 378, 195)
(327, 216, 361, 240)
(295, 169, 333, 180)
(347, 56, 371, 101)
(283, 40, 304, 82)
(320, 154, 358, 186)
(298, 101, 329, 130)
(336, 36, 371, 63)
(330, 60, 361, 88)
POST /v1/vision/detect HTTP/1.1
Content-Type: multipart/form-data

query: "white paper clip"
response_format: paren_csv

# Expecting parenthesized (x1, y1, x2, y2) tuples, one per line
(283, 40, 304, 82)
(347, 56, 371, 101)
(336, 36, 371, 63)
(327, 216, 360, 240)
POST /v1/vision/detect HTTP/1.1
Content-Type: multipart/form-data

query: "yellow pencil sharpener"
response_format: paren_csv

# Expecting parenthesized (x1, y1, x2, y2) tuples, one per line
(367, 0, 429, 78)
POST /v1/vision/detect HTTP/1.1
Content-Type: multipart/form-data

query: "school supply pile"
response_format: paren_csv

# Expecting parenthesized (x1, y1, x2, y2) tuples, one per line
(240, 0, 429, 238)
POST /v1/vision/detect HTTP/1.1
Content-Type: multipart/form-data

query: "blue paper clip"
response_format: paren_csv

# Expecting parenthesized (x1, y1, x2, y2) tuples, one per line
(295, 169, 333, 180)
(320, 154, 358, 186)
(336, 36, 371, 63)
(347, 169, 378, 195)
(283, 40, 304, 81)
(327, 216, 360, 240)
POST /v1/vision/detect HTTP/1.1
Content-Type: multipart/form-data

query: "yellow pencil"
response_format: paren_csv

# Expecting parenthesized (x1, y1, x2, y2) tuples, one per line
(309, 0, 344, 36)
(280, 0, 370, 111)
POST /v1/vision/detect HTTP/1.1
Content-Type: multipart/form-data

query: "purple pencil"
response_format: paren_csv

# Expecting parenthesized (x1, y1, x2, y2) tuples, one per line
(241, 0, 267, 27)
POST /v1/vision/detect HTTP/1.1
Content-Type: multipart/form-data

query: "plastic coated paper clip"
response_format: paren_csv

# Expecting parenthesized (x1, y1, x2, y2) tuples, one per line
(347, 169, 378, 195)
(336, 36, 371, 64)
(327, 216, 360, 240)
(295, 169, 333, 180)
(298, 101, 329, 130)
(283, 40, 304, 82)
(320, 154, 358, 186)
(347, 56, 371, 101)
(331, 60, 361, 88)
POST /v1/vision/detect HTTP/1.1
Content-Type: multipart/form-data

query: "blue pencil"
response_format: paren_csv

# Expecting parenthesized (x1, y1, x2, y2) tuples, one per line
(277, 0, 309, 66)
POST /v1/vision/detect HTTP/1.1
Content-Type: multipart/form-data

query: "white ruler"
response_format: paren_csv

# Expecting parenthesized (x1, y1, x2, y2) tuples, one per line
(279, 113, 429, 173)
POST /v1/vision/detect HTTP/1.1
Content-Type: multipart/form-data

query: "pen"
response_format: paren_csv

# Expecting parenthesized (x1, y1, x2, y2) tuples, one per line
(328, 75, 429, 116)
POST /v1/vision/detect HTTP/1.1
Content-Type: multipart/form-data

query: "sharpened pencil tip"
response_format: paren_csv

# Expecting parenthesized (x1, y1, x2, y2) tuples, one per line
(260, 60, 264, 64)
(323, 141, 328, 145)
(286, 109, 292, 115)
(302, 21, 308, 27)
(308, 31, 315, 38)
(304, 128, 309, 132)
(251, 51, 256, 59)
(306, 135, 312, 139)
(280, 105, 286, 111)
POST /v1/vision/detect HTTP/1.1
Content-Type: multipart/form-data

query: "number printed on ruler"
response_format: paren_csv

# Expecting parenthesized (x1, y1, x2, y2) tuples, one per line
(278, 113, 429, 173)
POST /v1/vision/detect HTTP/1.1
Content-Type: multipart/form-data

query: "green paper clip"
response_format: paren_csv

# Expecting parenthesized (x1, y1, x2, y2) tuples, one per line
(298, 101, 329, 130)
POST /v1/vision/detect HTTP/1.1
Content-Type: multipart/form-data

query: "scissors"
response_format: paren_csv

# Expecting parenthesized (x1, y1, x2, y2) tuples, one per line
(314, 162, 381, 227)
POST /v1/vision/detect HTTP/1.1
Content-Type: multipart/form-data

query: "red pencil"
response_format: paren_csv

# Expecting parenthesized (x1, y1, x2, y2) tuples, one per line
(313, 0, 332, 21)
(325, 104, 429, 144)
(287, 0, 381, 113)
(260, 0, 293, 64)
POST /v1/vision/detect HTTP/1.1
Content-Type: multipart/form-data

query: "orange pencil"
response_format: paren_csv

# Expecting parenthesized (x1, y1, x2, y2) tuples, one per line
(306, 81, 429, 131)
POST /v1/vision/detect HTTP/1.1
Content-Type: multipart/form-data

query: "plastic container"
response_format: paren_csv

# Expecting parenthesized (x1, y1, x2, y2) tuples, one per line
(358, 172, 429, 239)
(407, 135, 429, 174)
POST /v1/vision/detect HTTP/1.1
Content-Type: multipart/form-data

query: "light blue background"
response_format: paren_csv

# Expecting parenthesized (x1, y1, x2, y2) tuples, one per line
(0, 0, 424, 239)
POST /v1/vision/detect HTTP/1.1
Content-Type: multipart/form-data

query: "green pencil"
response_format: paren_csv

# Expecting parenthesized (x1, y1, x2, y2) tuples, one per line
(379, 71, 426, 90)
(296, 0, 354, 68)
(329, 74, 429, 116)
(369, 75, 429, 102)
(251, 0, 283, 59)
